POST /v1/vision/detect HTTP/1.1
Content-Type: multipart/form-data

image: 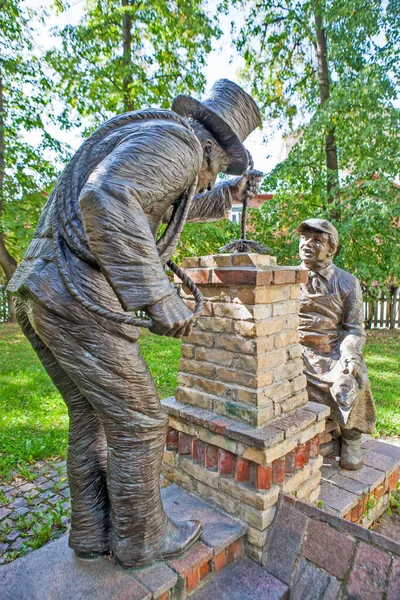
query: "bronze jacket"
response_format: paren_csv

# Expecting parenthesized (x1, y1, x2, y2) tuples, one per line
(8, 109, 235, 312)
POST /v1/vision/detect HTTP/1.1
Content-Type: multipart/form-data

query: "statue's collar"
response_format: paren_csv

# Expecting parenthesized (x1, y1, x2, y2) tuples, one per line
(301, 261, 335, 281)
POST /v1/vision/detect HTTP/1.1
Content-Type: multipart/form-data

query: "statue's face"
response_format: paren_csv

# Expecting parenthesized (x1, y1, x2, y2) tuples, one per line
(196, 141, 229, 194)
(299, 227, 333, 266)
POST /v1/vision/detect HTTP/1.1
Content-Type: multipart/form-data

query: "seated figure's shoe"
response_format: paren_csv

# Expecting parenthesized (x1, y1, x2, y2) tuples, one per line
(340, 434, 363, 470)
(115, 518, 202, 568)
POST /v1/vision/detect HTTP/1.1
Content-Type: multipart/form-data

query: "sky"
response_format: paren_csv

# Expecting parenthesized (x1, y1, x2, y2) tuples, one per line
(28, 0, 284, 176)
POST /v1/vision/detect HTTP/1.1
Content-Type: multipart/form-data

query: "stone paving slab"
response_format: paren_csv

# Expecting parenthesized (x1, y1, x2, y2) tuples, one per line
(133, 561, 178, 598)
(319, 481, 359, 515)
(191, 558, 289, 600)
(363, 449, 400, 474)
(291, 557, 341, 600)
(162, 484, 246, 554)
(0, 484, 247, 599)
(259, 494, 399, 599)
(319, 439, 400, 519)
(0, 535, 151, 600)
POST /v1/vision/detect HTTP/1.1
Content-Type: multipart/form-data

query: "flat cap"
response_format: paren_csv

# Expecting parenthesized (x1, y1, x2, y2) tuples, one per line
(297, 218, 339, 247)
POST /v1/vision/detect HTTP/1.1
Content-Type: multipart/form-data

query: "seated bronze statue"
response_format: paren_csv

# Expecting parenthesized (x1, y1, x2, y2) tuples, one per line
(7, 80, 262, 567)
(297, 219, 376, 470)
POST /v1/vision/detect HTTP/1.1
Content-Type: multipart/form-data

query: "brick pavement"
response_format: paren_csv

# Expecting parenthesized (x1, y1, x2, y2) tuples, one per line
(0, 458, 70, 565)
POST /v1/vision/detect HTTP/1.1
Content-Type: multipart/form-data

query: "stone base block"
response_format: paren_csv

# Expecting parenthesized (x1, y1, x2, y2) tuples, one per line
(319, 439, 400, 525)
(191, 557, 289, 600)
(0, 485, 246, 600)
(162, 397, 329, 563)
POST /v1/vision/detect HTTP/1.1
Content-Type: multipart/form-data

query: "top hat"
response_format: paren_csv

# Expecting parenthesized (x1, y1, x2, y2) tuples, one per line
(297, 218, 339, 247)
(172, 79, 262, 175)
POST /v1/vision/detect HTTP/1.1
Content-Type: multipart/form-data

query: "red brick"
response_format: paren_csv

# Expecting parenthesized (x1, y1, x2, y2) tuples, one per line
(351, 501, 363, 523)
(285, 451, 295, 474)
(272, 457, 285, 483)
(304, 440, 311, 464)
(210, 417, 232, 435)
(235, 457, 251, 483)
(178, 432, 192, 456)
(214, 550, 226, 571)
(361, 494, 369, 514)
(205, 445, 218, 469)
(294, 445, 306, 470)
(386, 468, 399, 493)
(373, 482, 386, 500)
(296, 270, 308, 284)
(218, 449, 234, 475)
(180, 269, 210, 284)
(187, 569, 200, 594)
(256, 465, 272, 490)
(226, 542, 235, 565)
(212, 268, 257, 286)
(168, 542, 213, 578)
(199, 561, 210, 580)
(192, 439, 205, 463)
(273, 269, 296, 285)
(303, 519, 354, 580)
(166, 428, 179, 450)
(235, 538, 243, 558)
(309, 435, 320, 459)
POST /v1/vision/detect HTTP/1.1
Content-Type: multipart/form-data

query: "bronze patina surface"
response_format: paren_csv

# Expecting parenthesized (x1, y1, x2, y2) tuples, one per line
(7, 80, 262, 566)
(298, 219, 376, 470)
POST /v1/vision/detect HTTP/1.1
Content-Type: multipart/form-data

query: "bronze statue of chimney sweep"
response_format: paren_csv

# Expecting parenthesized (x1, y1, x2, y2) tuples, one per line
(7, 80, 262, 567)
(298, 219, 376, 470)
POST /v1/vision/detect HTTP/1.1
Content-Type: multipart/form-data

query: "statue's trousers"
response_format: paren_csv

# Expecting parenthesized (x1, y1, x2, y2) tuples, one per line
(14, 267, 169, 564)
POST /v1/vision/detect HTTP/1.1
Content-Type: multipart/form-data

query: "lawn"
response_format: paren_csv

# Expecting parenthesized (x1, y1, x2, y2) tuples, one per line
(0, 324, 181, 481)
(0, 323, 399, 481)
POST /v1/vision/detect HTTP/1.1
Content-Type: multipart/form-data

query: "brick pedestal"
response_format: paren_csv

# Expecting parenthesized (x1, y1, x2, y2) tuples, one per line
(161, 254, 329, 563)
(320, 417, 341, 457)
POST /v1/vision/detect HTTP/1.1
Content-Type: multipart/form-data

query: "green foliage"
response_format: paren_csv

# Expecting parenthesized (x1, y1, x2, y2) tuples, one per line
(173, 219, 241, 262)
(47, 0, 221, 132)
(236, 0, 398, 126)
(388, 482, 400, 517)
(0, 1, 67, 274)
(235, 0, 400, 288)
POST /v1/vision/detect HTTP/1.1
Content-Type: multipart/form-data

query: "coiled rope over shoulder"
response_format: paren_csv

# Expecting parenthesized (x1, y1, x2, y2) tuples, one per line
(52, 118, 204, 328)
(54, 234, 203, 328)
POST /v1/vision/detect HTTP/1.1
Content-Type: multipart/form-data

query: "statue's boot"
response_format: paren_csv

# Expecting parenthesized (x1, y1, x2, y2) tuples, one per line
(340, 429, 363, 470)
(115, 518, 202, 568)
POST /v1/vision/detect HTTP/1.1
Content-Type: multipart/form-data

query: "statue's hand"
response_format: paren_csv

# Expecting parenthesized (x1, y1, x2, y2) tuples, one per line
(229, 169, 263, 204)
(147, 293, 193, 339)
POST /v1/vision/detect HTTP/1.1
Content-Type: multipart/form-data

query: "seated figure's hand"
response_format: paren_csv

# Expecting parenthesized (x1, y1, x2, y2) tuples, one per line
(147, 293, 193, 339)
(228, 170, 263, 204)
(341, 357, 362, 378)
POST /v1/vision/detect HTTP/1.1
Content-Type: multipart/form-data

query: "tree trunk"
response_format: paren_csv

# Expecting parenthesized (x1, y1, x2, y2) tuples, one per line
(0, 74, 18, 321)
(314, 9, 339, 213)
(122, 0, 133, 112)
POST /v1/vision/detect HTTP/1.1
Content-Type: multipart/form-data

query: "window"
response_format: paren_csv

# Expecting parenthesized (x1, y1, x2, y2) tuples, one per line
(229, 206, 242, 224)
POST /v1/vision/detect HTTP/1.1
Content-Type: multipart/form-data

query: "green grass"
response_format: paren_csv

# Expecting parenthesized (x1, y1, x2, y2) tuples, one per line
(364, 329, 400, 439)
(0, 323, 399, 482)
(0, 324, 181, 481)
